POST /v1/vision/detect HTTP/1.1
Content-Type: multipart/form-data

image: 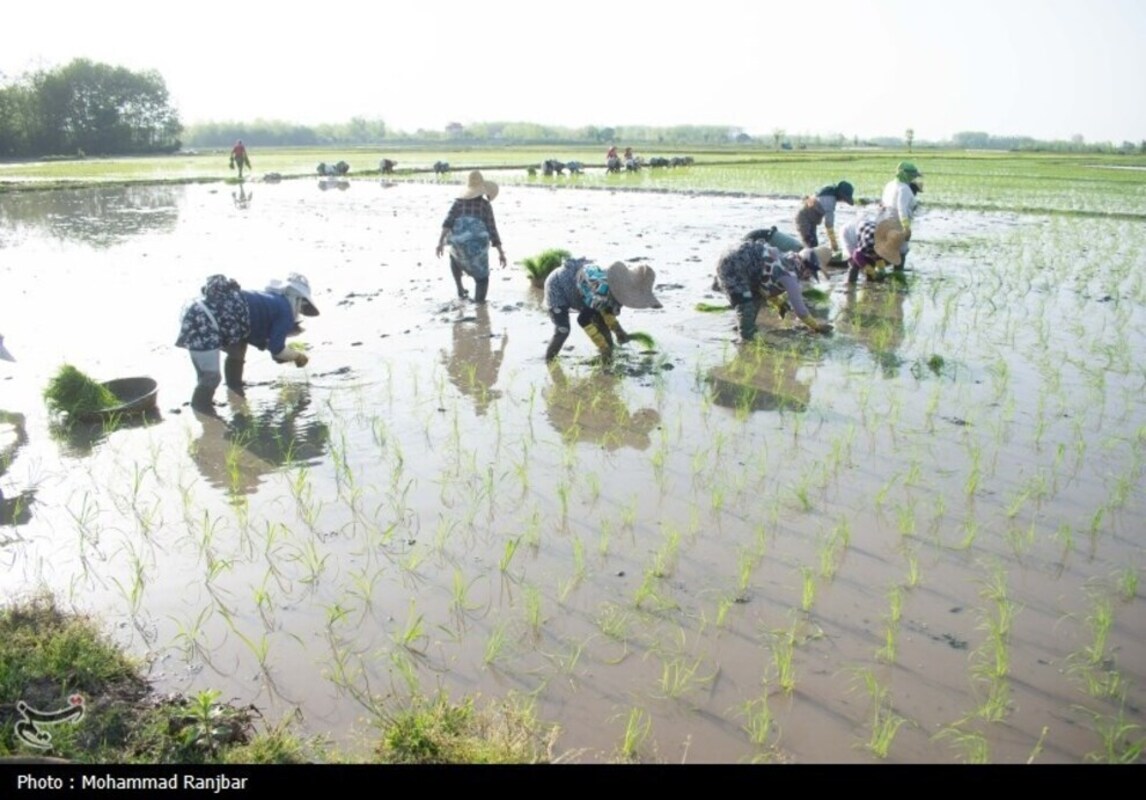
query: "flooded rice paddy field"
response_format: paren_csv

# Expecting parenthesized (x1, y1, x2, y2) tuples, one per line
(1, 177, 1144, 763)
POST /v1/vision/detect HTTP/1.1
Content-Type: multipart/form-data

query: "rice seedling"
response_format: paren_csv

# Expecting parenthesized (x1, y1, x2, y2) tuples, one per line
(42, 364, 120, 417)
(740, 696, 778, 748)
(483, 621, 510, 666)
(595, 604, 633, 642)
(499, 536, 521, 573)
(934, 724, 990, 764)
(771, 627, 797, 694)
(658, 656, 713, 700)
(393, 601, 427, 652)
(799, 566, 816, 613)
(1080, 707, 1145, 764)
(615, 707, 652, 763)
(521, 248, 571, 287)
(1117, 566, 1138, 601)
(523, 585, 544, 637)
(851, 667, 906, 759)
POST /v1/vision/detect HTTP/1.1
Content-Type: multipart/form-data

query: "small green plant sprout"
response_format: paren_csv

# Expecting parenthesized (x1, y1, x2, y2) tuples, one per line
(934, 724, 990, 764)
(522, 248, 571, 287)
(1080, 706, 1146, 764)
(615, 707, 652, 763)
(175, 689, 248, 758)
(771, 627, 797, 694)
(1117, 566, 1139, 601)
(740, 696, 778, 748)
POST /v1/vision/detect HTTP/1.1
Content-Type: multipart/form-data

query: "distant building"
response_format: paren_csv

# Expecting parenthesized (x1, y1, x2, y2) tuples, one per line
(446, 122, 465, 138)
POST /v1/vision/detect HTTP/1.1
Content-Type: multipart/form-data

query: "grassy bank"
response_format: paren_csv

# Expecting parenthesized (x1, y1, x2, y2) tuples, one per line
(0, 595, 557, 764)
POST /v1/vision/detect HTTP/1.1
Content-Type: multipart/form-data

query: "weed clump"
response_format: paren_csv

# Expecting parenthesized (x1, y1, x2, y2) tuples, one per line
(43, 365, 118, 417)
(375, 693, 558, 764)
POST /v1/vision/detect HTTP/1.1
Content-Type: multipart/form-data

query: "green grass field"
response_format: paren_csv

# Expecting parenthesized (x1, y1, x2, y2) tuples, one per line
(4, 146, 1145, 218)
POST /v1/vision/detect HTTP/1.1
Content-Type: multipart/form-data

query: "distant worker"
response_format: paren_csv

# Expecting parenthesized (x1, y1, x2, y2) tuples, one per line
(606, 145, 622, 173)
(544, 257, 661, 362)
(795, 181, 855, 252)
(229, 139, 252, 180)
(879, 162, 922, 270)
(436, 170, 507, 303)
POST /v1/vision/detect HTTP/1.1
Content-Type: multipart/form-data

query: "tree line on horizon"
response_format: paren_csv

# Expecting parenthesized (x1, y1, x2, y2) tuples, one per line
(2, 59, 1142, 159)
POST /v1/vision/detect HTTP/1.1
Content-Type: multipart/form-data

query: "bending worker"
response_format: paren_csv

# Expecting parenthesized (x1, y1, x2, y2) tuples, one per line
(544, 257, 661, 362)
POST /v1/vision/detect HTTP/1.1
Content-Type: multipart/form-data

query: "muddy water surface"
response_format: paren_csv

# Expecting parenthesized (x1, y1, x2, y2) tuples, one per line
(1, 178, 1143, 763)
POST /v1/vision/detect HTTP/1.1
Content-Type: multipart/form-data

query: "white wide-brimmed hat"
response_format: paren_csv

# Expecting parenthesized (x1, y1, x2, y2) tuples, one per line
(874, 218, 907, 266)
(459, 170, 499, 201)
(606, 262, 662, 309)
(0, 334, 14, 362)
(268, 272, 320, 316)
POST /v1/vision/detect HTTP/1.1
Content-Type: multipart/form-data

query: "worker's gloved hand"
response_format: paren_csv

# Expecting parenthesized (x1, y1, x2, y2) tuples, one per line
(827, 229, 839, 252)
(901, 220, 912, 241)
(798, 314, 833, 334)
(615, 330, 632, 345)
(293, 351, 309, 368)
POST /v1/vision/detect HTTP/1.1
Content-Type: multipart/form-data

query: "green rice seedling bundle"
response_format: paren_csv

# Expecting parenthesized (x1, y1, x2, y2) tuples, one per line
(695, 302, 732, 313)
(626, 331, 656, 348)
(43, 364, 119, 417)
(802, 287, 830, 303)
(522, 248, 571, 287)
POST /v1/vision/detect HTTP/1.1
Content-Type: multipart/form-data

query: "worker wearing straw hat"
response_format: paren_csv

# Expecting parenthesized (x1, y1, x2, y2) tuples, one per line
(846, 217, 908, 284)
(436, 170, 507, 303)
(543, 257, 661, 362)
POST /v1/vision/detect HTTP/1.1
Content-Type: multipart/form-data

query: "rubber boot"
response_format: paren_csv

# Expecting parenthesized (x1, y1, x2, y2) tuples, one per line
(224, 358, 245, 396)
(847, 259, 861, 285)
(545, 331, 568, 362)
(894, 251, 907, 272)
(735, 299, 759, 342)
(582, 320, 614, 359)
(191, 385, 217, 414)
(474, 278, 489, 304)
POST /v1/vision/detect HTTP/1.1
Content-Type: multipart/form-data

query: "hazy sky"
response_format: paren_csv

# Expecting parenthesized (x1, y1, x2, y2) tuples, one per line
(3, 0, 1143, 143)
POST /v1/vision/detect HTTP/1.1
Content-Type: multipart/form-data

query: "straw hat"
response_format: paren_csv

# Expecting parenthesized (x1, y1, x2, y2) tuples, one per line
(268, 272, 320, 316)
(874, 218, 907, 266)
(460, 170, 499, 201)
(606, 262, 662, 309)
(0, 334, 14, 362)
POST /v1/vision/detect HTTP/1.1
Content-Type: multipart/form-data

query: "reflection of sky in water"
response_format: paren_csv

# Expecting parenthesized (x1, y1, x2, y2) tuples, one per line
(0, 184, 180, 247)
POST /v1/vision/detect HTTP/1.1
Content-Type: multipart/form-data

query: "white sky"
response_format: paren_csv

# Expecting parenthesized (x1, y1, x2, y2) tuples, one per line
(2, 0, 1143, 143)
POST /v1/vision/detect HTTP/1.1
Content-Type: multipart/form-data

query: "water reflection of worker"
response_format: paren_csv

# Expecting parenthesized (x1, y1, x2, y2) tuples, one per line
(0, 336, 34, 525)
(544, 361, 661, 451)
(838, 282, 908, 378)
(190, 385, 330, 498)
(705, 344, 812, 414)
(232, 184, 252, 209)
(441, 304, 507, 416)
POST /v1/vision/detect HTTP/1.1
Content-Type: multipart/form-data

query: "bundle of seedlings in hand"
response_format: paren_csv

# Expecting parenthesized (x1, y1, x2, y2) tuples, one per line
(43, 364, 119, 417)
(522, 248, 571, 288)
(626, 331, 656, 348)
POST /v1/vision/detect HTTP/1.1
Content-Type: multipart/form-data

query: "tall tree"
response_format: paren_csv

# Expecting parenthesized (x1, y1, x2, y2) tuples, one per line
(30, 59, 181, 155)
